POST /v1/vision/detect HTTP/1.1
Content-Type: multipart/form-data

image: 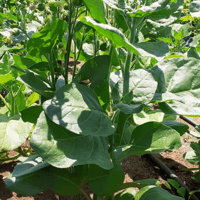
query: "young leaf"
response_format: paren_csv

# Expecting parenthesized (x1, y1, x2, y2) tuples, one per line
(114, 188, 136, 200)
(30, 111, 113, 170)
(135, 186, 184, 200)
(43, 83, 115, 136)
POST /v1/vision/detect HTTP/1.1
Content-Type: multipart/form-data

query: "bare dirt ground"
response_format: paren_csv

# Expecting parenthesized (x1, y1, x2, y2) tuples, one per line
(1, 59, 200, 199)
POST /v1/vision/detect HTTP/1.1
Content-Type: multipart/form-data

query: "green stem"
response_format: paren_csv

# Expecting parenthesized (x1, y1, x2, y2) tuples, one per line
(64, 1, 74, 84)
(18, 146, 28, 157)
(124, 18, 136, 74)
(93, 194, 98, 200)
(76, 193, 82, 200)
(10, 86, 15, 117)
(93, 29, 96, 57)
(79, 188, 91, 200)
(0, 153, 20, 161)
(0, 94, 11, 112)
(115, 112, 129, 146)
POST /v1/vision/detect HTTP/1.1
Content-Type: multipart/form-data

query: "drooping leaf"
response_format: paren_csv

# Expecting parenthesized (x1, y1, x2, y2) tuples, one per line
(30, 111, 113, 170)
(135, 186, 184, 200)
(43, 83, 115, 136)
(114, 122, 182, 161)
(114, 103, 143, 114)
(81, 17, 169, 59)
(82, 0, 107, 24)
(88, 163, 124, 196)
(0, 114, 33, 151)
(27, 17, 67, 56)
(151, 57, 200, 116)
(17, 71, 54, 99)
(5, 154, 84, 196)
(111, 69, 157, 104)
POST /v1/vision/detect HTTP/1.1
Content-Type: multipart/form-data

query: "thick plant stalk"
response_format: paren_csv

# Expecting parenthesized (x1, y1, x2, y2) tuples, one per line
(0, 94, 11, 112)
(64, 1, 74, 84)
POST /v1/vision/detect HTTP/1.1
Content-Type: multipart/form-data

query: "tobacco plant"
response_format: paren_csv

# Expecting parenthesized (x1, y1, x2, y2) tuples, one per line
(1, 0, 200, 199)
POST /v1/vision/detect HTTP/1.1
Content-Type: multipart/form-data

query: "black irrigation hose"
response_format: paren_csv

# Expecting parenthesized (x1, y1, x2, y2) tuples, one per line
(148, 154, 199, 200)
(180, 115, 199, 128)
(148, 116, 200, 200)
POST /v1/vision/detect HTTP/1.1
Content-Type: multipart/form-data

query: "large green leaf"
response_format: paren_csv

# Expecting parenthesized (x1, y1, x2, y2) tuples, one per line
(114, 122, 182, 161)
(27, 17, 67, 56)
(43, 83, 115, 136)
(82, 0, 107, 24)
(88, 163, 124, 196)
(189, 1, 200, 18)
(76, 55, 110, 89)
(151, 57, 200, 116)
(30, 111, 113, 170)
(146, 0, 183, 26)
(111, 69, 157, 104)
(81, 17, 169, 59)
(127, 0, 170, 18)
(0, 114, 33, 151)
(135, 186, 184, 200)
(6, 154, 85, 196)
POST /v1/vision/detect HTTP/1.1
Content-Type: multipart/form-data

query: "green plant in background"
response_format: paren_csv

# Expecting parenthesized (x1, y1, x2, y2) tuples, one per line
(1, 0, 200, 199)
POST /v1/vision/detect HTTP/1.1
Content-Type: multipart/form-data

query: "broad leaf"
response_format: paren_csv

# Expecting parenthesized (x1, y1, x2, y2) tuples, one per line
(112, 69, 157, 104)
(135, 186, 184, 200)
(20, 106, 43, 124)
(6, 154, 84, 196)
(0, 114, 33, 151)
(43, 83, 115, 136)
(189, 1, 200, 18)
(27, 17, 67, 56)
(76, 55, 110, 89)
(82, 0, 107, 24)
(151, 57, 200, 116)
(127, 0, 170, 18)
(114, 122, 182, 161)
(81, 17, 169, 59)
(38, 166, 84, 196)
(88, 163, 124, 196)
(30, 112, 113, 170)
